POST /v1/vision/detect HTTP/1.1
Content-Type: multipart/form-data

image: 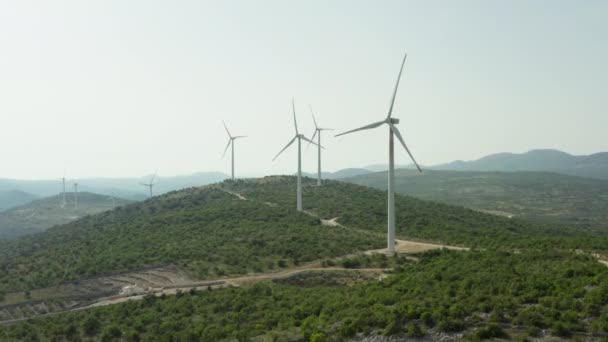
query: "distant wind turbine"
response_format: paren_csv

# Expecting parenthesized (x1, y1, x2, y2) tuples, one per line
(222, 121, 247, 180)
(141, 171, 157, 198)
(273, 98, 321, 211)
(60, 176, 67, 208)
(73, 182, 79, 209)
(335, 53, 422, 255)
(308, 105, 332, 186)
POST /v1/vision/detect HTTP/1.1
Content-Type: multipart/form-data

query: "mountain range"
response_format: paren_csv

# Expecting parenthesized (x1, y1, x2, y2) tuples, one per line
(432, 149, 608, 180)
(0, 172, 227, 200)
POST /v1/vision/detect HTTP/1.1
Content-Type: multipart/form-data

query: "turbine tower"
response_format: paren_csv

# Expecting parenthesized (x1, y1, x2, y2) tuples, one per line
(308, 105, 332, 186)
(141, 171, 157, 198)
(60, 176, 67, 208)
(222, 121, 247, 180)
(273, 98, 320, 211)
(335, 53, 422, 255)
(73, 182, 79, 209)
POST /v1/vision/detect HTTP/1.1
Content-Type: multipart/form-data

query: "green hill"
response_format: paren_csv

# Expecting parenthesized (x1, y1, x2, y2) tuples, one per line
(0, 175, 579, 294)
(344, 169, 608, 228)
(0, 189, 39, 212)
(433, 149, 608, 180)
(0, 192, 131, 240)
(1, 177, 608, 340)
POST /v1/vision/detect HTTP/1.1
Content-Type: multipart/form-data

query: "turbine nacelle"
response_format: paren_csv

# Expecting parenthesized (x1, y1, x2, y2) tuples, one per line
(388, 118, 400, 124)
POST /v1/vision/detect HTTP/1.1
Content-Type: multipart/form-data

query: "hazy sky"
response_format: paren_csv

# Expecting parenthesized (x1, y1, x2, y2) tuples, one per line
(1, 1, 606, 179)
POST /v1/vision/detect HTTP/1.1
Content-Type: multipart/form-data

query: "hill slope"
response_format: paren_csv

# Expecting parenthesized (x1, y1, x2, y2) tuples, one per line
(0, 190, 39, 212)
(344, 169, 608, 227)
(2, 177, 608, 340)
(0, 192, 131, 240)
(433, 149, 608, 180)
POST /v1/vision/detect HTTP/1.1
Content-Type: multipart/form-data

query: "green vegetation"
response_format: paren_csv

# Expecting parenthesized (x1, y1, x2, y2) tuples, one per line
(2, 249, 608, 340)
(223, 177, 608, 251)
(2, 176, 608, 340)
(0, 192, 131, 240)
(0, 184, 382, 293)
(345, 169, 608, 228)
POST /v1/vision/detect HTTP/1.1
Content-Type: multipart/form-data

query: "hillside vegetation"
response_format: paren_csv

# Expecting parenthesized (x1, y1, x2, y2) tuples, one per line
(222, 177, 608, 250)
(0, 192, 131, 240)
(2, 177, 608, 340)
(344, 169, 608, 228)
(0, 183, 382, 293)
(2, 249, 608, 340)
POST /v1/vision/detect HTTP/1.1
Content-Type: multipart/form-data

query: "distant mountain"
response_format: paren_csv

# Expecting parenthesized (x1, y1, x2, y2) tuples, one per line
(0, 192, 131, 240)
(432, 149, 608, 180)
(0, 172, 228, 199)
(344, 169, 608, 227)
(364, 163, 416, 172)
(302, 168, 372, 180)
(0, 190, 39, 212)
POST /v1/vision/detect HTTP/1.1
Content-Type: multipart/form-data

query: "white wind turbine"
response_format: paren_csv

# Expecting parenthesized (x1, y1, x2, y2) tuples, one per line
(308, 105, 332, 186)
(273, 98, 320, 211)
(59, 176, 67, 208)
(222, 121, 247, 180)
(335, 53, 422, 255)
(73, 182, 79, 209)
(141, 171, 157, 198)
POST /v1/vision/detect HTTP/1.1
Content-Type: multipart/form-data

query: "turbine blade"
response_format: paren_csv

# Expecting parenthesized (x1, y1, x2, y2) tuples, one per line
(307, 129, 318, 150)
(222, 139, 231, 158)
(222, 121, 232, 138)
(309, 105, 318, 129)
(386, 53, 407, 119)
(273, 136, 297, 161)
(335, 120, 385, 137)
(389, 123, 422, 173)
(292, 98, 298, 135)
(301, 136, 324, 149)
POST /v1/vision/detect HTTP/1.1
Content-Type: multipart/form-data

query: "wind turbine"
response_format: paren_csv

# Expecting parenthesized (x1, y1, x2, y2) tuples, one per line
(60, 176, 67, 208)
(73, 182, 79, 209)
(308, 105, 332, 186)
(335, 53, 422, 255)
(273, 98, 320, 211)
(222, 121, 247, 180)
(141, 171, 157, 198)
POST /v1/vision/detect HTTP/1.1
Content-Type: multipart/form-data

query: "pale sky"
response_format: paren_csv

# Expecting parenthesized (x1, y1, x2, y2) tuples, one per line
(1, 1, 606, 179)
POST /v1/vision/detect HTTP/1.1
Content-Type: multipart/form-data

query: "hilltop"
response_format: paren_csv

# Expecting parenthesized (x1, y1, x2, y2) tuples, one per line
(0, 192, 131, 240)
(0, 189, 38, 212)
(433, 149, 608, 180)
(344, 169, 608, 228)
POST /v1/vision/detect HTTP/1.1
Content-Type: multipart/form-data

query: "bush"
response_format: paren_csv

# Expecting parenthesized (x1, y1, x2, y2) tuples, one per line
(83, 315, 101, 336)
(475, 324, 506, 339)
(407, 323, 425, 337)
(310, 332, 327, 342)
(438, 318, 465, 332)
(551, 322, 571, 337)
